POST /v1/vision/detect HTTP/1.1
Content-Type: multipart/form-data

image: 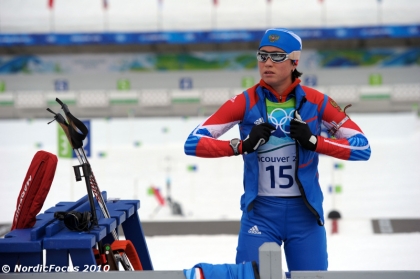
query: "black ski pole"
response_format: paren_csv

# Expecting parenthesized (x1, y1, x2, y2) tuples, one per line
(47, 108, 104, 259)
(48, 101, 134, 271)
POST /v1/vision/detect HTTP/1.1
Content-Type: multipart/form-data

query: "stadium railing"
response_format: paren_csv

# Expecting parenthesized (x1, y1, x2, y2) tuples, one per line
(0, 84, 419, 118)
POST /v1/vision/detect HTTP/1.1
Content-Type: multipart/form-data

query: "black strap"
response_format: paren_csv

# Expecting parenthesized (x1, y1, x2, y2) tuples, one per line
(67, 113, 88, 149)
(56, 98, 88, 149)
(54, 211, 93, 232)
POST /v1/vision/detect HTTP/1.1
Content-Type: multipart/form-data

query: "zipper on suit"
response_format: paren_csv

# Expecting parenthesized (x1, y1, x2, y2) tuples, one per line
(294, 97, 324, 226)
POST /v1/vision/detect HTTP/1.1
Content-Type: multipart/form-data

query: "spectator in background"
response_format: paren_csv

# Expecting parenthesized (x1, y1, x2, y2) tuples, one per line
(184, 28, 371, 271)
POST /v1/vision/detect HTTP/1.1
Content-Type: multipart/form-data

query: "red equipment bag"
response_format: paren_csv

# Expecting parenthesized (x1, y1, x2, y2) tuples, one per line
(11, 150, 58, 230)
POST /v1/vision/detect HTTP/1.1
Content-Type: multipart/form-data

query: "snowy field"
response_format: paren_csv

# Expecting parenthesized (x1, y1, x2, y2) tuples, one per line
(1, 111, 420, 272)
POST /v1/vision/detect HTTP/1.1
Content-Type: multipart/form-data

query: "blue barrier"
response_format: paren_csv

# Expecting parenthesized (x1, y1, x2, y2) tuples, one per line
(0, 192, 152, 273)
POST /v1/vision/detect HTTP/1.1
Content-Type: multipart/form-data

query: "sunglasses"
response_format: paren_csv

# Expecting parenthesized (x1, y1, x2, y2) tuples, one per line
(256, 51, 290, 63)
(257, 50, 301, 63)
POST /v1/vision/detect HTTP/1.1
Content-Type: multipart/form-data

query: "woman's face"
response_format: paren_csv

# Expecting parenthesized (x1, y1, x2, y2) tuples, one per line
(258, 46, 296, 90)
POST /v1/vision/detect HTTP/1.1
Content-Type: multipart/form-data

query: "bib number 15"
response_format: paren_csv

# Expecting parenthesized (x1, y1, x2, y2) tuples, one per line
(266, 165, 293, 188)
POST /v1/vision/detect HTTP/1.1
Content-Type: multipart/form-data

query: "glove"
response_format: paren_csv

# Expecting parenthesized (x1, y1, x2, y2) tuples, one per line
(290, 111, 317, 151)
(242, 123, 276, 154)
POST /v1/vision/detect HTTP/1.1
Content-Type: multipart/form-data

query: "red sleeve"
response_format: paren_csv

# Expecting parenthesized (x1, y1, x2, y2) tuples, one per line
(202, 94, 245, 126)
(185, 93, 246, 158)
(315, 97, 370, 161)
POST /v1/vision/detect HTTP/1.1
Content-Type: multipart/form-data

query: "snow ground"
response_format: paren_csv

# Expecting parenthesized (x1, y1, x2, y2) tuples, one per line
(1, 111, 420, 272)
(145, 232, 420, 271)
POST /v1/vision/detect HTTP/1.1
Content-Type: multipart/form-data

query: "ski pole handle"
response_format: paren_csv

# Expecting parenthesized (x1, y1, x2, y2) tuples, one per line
(59, 123, 74, 149)
(56, 98, 76, 131)
(55, 98, 88, 148)
(56, 98, 70, 115)
(46, 109, 74, 149)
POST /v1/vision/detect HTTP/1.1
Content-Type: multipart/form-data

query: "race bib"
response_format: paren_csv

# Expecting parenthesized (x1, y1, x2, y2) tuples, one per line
(257, 98, 300, 196)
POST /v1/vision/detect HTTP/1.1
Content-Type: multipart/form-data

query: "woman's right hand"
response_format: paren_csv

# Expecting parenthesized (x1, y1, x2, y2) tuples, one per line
(242, 123, 276, 154)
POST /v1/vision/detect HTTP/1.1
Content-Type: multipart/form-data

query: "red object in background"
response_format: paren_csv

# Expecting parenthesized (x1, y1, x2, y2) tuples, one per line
(48, 0, 54, 9)
(331, 219, 338, 234)
(328, 210, 341, 234)
(152, 187, 165, 206)
(213, 0, 218, 6)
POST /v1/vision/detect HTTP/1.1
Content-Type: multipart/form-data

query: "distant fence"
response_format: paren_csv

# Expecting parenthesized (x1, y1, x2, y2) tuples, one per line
(0, 84, 419, 118)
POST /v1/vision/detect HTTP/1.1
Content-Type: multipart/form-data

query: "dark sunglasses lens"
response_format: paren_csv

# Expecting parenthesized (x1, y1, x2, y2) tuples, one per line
(257, 53, 269, 62)
(270, 53, 287, 62)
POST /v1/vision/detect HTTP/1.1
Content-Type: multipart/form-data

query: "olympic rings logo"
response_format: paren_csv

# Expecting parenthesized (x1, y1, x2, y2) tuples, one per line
(267, 108, 295, 134)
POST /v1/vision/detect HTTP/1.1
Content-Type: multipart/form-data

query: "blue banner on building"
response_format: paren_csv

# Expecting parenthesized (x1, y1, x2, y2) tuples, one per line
(180, 77, 193, 90)
(1, 25, 419, 47)
(54, 79, 69, 91)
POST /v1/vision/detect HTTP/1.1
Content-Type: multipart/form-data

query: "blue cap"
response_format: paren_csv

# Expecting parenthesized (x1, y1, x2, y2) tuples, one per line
(259, 28, 302, 54)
